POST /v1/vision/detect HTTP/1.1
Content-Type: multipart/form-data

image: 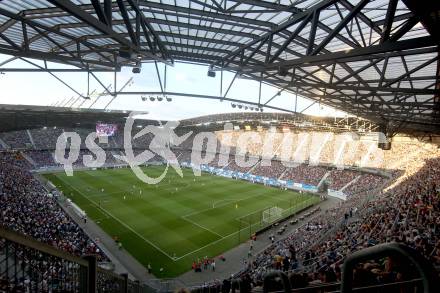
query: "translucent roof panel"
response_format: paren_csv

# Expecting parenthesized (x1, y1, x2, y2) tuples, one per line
(0, 0, 438, 127)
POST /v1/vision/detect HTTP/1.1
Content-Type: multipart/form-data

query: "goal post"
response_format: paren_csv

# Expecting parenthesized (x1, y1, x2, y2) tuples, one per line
(262, 206, 283, 224)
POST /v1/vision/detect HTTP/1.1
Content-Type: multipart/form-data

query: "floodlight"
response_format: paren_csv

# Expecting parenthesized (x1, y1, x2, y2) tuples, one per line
(207, 66, 216, 77)
(278, 67, 288, 76)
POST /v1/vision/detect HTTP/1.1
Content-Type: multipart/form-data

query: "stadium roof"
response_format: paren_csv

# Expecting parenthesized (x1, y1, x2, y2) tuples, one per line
(0, 104, 132, 131)
(0, 0, 439, 131)
(0, 104, 438, 135)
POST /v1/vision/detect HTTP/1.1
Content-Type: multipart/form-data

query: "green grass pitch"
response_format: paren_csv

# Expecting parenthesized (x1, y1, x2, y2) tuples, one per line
(44, 166, 319, 278)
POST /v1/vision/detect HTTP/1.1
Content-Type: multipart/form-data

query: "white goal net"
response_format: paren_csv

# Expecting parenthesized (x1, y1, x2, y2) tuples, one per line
(262, 206, 283, 224)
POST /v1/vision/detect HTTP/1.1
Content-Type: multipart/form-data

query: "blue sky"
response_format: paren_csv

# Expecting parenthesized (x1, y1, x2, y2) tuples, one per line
(0, 54, 346, 121)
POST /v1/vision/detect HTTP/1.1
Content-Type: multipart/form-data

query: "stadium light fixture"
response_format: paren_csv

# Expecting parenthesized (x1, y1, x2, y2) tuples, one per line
(166, 97, 172, 102)
(207, 65, 216, 77)
(238, 104, 243, 109)
(141, 96, 147, 101)
(278, 67, 288, 76)
(157, 96, 163, 102)
(231, 103, 236, 108)
(132, 61, 142, 74)
(149, 96, 155, 101)
(118, 50, 132, 59)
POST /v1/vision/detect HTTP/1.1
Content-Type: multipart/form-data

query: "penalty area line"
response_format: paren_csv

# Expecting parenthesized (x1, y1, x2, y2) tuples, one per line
(55, 175, 178, 261)
(181, 215, 224, 239)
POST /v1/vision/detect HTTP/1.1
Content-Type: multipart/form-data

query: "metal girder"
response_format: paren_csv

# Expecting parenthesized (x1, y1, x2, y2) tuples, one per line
(0, 0, 437, 128)
(115, 90, 296, 114)
(310, 0, 369, 55)
(288, 81, 439, 95)
(91, 0, 109, 25)
(126, 0, 170, 60)
(211, 0, 338, 68)
(0, 6, 116, 69)
(139, 1, 275, 29)
(48, 0, 134, 48)
(381, 0, 399, 43)
(240, 36, 437, 71)
(269, 14, 312, 63)
(47, 0, 169, 64)
(0, 68, 114, 72)
(116, 0, 139, 46)
(227, 0, 301, 13)
(0, 47, 113, 69)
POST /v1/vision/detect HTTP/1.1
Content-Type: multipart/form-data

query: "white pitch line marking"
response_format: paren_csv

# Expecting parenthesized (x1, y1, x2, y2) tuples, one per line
(55, 172, 317, 262)
(181, 216, 224, 238)
(56, 175, 177, 261)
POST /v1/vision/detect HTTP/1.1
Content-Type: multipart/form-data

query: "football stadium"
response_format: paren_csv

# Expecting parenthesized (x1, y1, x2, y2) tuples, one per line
(0, 1, 439, 293)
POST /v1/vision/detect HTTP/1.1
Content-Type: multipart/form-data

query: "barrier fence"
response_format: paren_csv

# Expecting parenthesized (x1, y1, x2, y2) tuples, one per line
(0, 227, 154, 293)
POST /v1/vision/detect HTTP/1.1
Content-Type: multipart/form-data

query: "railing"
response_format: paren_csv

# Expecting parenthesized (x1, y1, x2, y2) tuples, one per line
(0, 227, 153, 293)
(255, 278, 424, 293)
(258, 243, 438, 293)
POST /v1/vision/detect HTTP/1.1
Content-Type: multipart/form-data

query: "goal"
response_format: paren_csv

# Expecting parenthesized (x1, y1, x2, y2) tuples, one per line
(262, 206, 283, 224)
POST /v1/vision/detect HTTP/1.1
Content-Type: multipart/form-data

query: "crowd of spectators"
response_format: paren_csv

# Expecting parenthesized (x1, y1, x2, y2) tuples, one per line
(24, 150, 59, 168)
(0, 131, 32, 149)
(190, 144, 440, 292)
(224, 155, 258, 173)
(251, 160, 286, 179)
(176, 150, 192, 163)
(344, 174, 385, 196)
(327, 169, 359, 190)
(206, 153, 225, 168)
(1, 128, 439, 292)
(0, 152, 106, 260)
(281, 165, 328, 186)
(29, 128, 64, 149)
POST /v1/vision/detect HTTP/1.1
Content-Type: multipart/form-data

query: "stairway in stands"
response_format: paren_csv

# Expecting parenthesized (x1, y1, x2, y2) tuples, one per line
(26, 130, 36, 149)
(0, 137, 8, 149)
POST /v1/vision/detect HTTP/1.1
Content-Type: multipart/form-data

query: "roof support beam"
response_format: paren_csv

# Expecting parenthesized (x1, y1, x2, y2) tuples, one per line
(269, 14, 311, 63)
(310, 0, 369, 55)
(91, 0, 109, 25)
(47, 0, 169, 63)
(48, 0, 135, 49)
(126, 0, 170, 60)
(211, 0, 338, 67)
(381, 0, 398, 43)
(116, 0, 139, 46)
(241, 36, 437, 71)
